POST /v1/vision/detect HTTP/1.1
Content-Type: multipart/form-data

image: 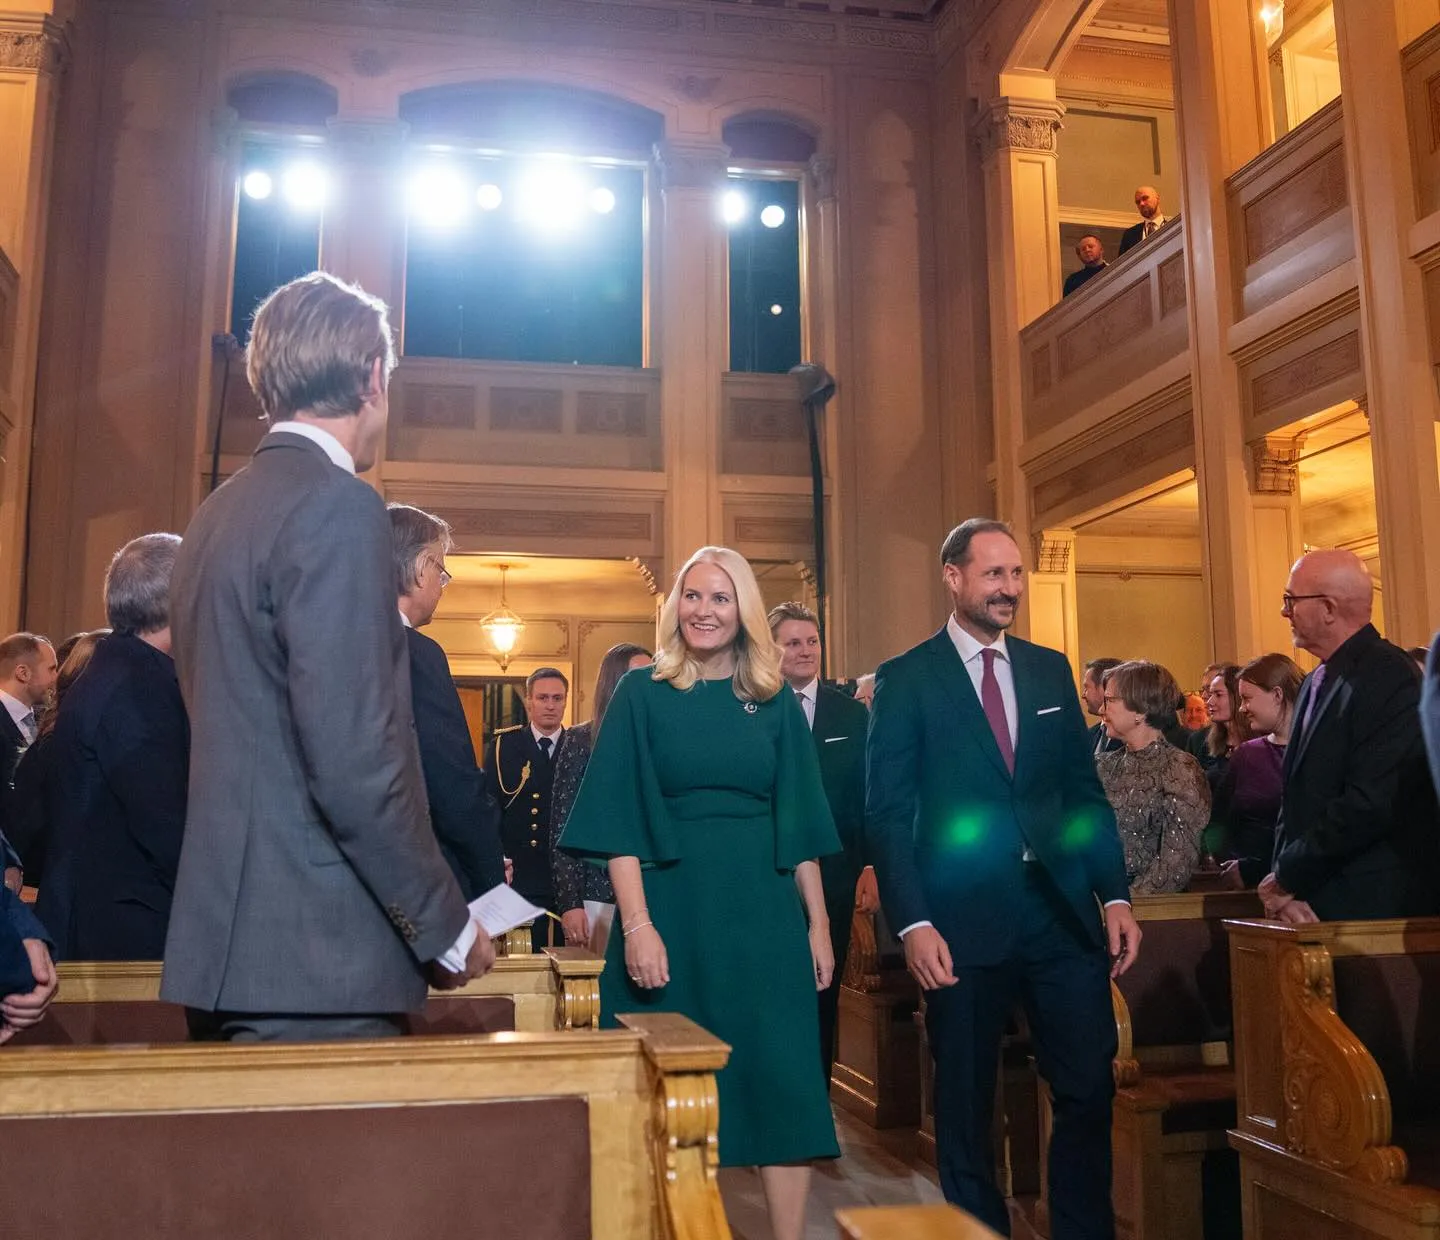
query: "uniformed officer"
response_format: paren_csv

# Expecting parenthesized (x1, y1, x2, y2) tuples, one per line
(484, 667, 568, 950)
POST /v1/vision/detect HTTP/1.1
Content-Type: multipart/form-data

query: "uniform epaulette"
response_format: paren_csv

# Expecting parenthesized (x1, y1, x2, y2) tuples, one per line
(494, 724, 525, 734)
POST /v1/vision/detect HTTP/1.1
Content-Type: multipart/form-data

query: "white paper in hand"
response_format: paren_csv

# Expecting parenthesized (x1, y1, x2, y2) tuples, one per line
(469, 884, 547, 938)
(584, 900, 616, 956)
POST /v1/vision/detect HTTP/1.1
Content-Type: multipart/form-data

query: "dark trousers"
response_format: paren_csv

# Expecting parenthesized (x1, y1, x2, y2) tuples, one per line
(186, 1009, 407, 1043)
(925, 868, 1117, 1240)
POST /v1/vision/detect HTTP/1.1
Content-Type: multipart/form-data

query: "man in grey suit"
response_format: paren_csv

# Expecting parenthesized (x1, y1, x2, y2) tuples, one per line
(162, 272, 492, 1041)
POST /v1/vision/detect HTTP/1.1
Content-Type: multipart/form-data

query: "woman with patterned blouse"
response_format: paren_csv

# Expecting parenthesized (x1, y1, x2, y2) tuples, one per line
(1096, 660, 1211, 895)
(550, 642, 653, 946)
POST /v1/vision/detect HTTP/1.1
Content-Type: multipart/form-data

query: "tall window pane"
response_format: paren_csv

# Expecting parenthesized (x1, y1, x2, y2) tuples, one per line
(230, 145, 325, 339)
(403, 157, 645, 367)
(727, 177, 801, 374)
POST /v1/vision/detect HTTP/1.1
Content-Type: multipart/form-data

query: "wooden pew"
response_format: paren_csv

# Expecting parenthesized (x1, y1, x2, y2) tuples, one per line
(836, 1204, 1005, 1238)
(1036, 890, 1261, 1240)
(1226, 917, 1440, 1240)
(0, 1011, 730, 1240)
(9, 946, 605, 1046)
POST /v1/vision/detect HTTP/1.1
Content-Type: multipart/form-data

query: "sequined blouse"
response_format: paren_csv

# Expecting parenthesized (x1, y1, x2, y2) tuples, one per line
(1096, 738, 1211, 895)
(548, 721, 616, 911)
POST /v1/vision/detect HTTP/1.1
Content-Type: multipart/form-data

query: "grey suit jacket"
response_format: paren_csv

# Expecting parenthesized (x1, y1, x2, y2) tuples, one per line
(161, 431, 469, 1014)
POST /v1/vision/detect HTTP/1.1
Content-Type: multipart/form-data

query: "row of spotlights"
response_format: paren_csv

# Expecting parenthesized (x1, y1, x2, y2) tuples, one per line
(722, 190, 787, 229)
(242, 164, 328, 211)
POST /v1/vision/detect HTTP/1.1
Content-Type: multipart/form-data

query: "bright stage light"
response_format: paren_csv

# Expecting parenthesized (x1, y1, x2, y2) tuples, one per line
(760, 204, 786, 229)
(409, 167, 469, 228)
(722, 190, 748, 226)
(589, 186, 616, 215)
(517, 165, 585, 231)
(241, 170, 273, 201)
(281, 162, 328, 211)
(770, 303, 784, 316)
(476, 183, 504, 211)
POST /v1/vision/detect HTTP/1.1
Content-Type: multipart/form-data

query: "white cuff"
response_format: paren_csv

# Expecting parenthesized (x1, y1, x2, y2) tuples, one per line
(1102, 899, 1131, 908)
(897, 920, 934, 938)
(436, 918, 479, 972)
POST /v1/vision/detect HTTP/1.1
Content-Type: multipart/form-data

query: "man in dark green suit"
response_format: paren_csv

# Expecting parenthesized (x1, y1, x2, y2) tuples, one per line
(769, 602, 868, 1087)
(865, 519, 1143, 1239)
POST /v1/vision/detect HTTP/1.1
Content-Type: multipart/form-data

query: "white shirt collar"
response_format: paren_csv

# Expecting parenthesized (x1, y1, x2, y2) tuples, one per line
(792, 677, 819, 702)
(946, 614, 1009, 666)
(531, 724, 563, 746)
(268, 420, 356, 474)
(1145, 213, 1168, 230)
(0, 689, 33, 729)
(398, 608, 413, 629)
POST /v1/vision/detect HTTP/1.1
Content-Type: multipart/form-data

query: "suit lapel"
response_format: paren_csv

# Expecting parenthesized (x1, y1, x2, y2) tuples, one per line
(1008, 641, 1040, 781)
(1289, 667, 1344, 771)
(927, 630, 1011, 781)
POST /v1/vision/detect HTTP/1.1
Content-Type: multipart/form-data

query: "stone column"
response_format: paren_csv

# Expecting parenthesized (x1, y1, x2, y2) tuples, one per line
(1332, 0, 1440, 646)
(1028, 528, 1080, 681)
(0, 14, 69, 628)
(1169, 0, 1271, 661)
(1248, 432, 1308, 657)
(654, 140, 729, 576)
(325, 117, 409, 488)
(974, 92, 1065, 605)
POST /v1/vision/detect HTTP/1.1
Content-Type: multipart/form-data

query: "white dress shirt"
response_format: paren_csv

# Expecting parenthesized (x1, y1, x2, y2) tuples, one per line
(269, 420, 356, 474)
(1142, 213, 1168, 239)
(1, 689, 36, 745)
(792, 678, 818, 730)
(530, 724, 563, 752)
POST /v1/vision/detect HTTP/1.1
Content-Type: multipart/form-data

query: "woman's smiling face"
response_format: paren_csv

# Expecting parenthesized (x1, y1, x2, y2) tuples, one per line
(677, 561, 740, 657)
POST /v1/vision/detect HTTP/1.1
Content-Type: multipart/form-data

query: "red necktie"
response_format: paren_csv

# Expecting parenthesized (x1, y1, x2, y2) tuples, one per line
(980, 649, 1015, 774)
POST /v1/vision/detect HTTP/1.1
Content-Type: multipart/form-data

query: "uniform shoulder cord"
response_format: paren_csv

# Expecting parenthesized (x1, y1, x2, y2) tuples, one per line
(494, 733, 531, 801)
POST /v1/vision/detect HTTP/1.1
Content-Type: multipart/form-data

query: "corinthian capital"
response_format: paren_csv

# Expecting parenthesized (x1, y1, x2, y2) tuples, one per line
(654, 140, 731, 193)
(0, 18, 70, 75)
(973, 97, 1065, 162)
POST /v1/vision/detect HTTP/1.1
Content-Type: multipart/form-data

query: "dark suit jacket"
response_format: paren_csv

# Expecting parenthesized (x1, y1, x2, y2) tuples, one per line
(1087, 721, 1121, 756)
(1118, 221, 1146, 255)
(1274, 624, 1440, 919)
(1062, 263, 1107, 297)
(1424, 631, 1440, 803)
(0, 708, 26, 872)
(406, 625, 506, 900)
(8, 732, 57, 886)
(811, 685, 869, 908)
(162, 431, 469, 1015)
(1, 884, 48, 998)
(865, 629, 1128, 966)
(35, 633, 189, 961)
(485, 725, 563, 906)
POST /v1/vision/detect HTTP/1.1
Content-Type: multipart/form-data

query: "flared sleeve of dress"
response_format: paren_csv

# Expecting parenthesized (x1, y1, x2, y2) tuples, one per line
(772, 688, 843, 871)
(557, 670, 679, 868)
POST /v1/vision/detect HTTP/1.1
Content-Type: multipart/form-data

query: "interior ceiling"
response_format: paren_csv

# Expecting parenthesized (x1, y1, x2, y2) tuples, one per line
(1089, 0, 1170, 41)
(1076, 403, 1375, 540)
(447, 554, 651, 591)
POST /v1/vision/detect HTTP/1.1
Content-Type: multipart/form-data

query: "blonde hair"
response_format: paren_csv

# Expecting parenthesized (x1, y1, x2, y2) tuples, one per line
(654, 547, 784, 702)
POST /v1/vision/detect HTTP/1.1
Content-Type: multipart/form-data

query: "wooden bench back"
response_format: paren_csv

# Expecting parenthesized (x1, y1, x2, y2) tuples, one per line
(0, 1012, 731, 1240)
(6, 948, 604, 1047)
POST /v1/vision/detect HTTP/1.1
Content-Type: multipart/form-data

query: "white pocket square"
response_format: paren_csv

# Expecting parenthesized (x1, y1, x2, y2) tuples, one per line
(1036, 706, 1062, 715)
(824, 735, 849, 743)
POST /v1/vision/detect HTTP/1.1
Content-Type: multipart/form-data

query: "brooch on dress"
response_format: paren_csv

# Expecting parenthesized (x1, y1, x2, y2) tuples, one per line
(743, 701, 758, 714)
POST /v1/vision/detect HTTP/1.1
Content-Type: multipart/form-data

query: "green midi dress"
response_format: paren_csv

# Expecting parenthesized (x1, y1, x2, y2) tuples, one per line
(558, 669, 842, 1167)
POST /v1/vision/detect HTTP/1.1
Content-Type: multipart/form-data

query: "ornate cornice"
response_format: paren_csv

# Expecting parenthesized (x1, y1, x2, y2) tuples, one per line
(0, 18, 70, 76)
(1250, 432, 1307, 496)
(654, 140, 730, 192)
(973, 97, 1067, 162)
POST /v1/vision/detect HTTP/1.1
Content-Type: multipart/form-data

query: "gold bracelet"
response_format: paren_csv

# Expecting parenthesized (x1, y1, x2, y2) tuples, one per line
(622, 920, 653, 938)
(622, 908, 650, 929)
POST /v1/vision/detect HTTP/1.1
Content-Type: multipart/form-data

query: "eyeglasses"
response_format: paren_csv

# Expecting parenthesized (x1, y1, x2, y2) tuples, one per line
(426, 556, 451, 587)
(1280, 592, 1327, 614)
(1101, 694, 1124, 705)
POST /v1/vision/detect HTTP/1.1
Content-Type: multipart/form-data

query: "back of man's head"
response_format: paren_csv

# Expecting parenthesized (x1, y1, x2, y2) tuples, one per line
(387, 503, 452, 599)
(246, 272, 396, 424)
(0, 632, 50, 684)
(105, 533, 183, 634)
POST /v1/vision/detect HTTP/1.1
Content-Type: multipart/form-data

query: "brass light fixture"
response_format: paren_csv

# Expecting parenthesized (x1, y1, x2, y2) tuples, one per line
(481, 563, 526, 672)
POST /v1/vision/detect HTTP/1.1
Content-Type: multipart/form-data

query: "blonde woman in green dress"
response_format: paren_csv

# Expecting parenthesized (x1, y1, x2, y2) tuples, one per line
(559, 546, 841, 1240)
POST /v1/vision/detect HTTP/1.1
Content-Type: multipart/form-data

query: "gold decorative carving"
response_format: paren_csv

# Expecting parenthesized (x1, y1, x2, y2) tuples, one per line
(0, 24, 68, 74)
(449, 509, 654, 541)
(654, 141, 730, 192)
(1158, 254, 1187, 318)
(843, 910, 881, 991)
(628, 555, 662, 595)
(1278, 941, 1407, 1184)
(728, 398, 804, 443)
(1111, 982, 1140, 1088)
(1035, 530, 1074, 574)
(489, 386, 563, 433)
(977, 111, 1064, 160)
(651, 1071, 730, 1237)
(1057, 279, 1152, 378)
(1250, 332, 1362, 414)
(808, 154, 838, 202)
(401, 383, 476, 429)
(665, 72, 721, 102)
(1243, 144, 1348, 264)
(576, 391, 647, 437)
(556, 974, 600, 1030)
(498, 924, 534, 956)
(1031, 343, 1053, 399)
(1250, 433, 1307, 496)
(732, 515, 814, 545)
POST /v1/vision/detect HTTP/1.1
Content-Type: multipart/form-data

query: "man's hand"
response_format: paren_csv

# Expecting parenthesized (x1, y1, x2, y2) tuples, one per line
(0, 939, 59, 1043)
(1104, 903, 1142, 977)
(902, 925, 958, 990)
(854, 867, 879, 915)
(504, 857, 514, 885)
(561, 908, 590, 947)
(2, 867, 21, 895)
(1278, 898, 1320, 925)
(1258, 871, 1295, 919)
(427, 924, 498, 991)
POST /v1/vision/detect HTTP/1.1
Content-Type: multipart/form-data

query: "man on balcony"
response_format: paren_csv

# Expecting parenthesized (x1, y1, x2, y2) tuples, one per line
(1118, 186, 1168, 256)
(1063, 235, 1110, 297)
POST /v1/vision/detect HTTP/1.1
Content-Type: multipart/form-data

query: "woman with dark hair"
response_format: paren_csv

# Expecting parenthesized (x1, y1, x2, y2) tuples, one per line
(1097, 660, 1211, 894)
(1188, 663, 1249, 773)
(550, 642, 654, 947)
(7, 630, 108, 887)
(1214, 653, 1304, 887)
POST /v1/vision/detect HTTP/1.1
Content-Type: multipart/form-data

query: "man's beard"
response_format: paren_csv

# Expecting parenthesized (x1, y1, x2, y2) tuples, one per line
(963, 594, 1019, 634)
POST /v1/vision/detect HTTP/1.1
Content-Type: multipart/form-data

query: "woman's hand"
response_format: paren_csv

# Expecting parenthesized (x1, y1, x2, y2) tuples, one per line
(809, 921, 835, 991)
(624, 924, 669, 989)
(561, 908, 590, 947)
